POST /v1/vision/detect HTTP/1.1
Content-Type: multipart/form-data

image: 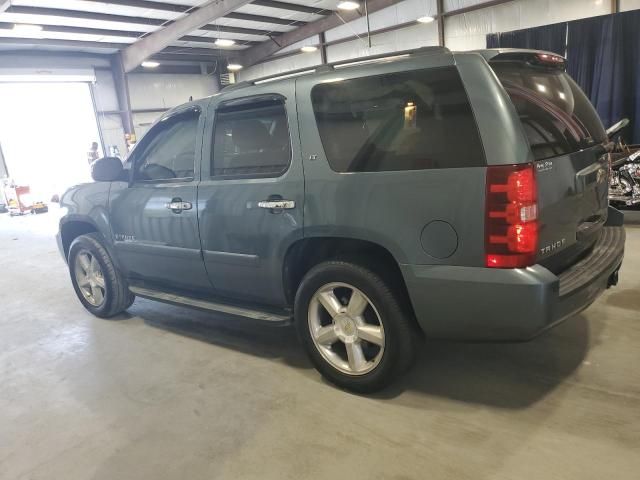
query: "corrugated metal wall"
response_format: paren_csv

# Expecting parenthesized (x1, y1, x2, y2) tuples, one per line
(127, 73, 218, 138)
(239, 0, 638, 82)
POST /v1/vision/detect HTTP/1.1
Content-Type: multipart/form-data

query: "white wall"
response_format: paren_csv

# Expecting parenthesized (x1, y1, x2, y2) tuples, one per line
(240, 0, 438, 82)
(326, 22, 438, 63)
(445, 0, 611, 51)
(621, 0, 640, 10)
(127, 73, 217, 111)
(127, 73, 219, 138)
(239, 0, 634, 82)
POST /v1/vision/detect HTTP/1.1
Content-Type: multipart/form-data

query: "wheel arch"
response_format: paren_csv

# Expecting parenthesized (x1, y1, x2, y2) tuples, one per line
(282, 236, 417, 322)
(60, 218, 99, 258)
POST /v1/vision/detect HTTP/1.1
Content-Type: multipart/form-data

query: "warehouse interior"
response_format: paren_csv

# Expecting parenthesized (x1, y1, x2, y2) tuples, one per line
(1, 1, 639, 479)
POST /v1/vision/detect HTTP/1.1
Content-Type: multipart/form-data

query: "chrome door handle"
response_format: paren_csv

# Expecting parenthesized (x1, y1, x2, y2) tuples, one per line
(165, 200, 192, 212)
(258, 200, 295, 210)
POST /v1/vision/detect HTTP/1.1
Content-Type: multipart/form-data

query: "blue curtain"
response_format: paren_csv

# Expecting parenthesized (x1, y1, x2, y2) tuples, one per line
(567, 11, 640, 143)
(485, 23, 567, 55)
(486, 33, 500, 48)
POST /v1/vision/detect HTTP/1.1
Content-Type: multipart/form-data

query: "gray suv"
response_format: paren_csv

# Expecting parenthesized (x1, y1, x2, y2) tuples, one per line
(58, 48, 625, 392)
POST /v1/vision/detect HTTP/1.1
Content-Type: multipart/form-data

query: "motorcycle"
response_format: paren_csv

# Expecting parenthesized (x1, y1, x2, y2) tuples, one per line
(607, 119, 640, 207)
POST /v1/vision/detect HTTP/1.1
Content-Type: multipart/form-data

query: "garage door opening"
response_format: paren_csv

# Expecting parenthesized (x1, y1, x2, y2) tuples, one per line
(0, 81, 102, 202)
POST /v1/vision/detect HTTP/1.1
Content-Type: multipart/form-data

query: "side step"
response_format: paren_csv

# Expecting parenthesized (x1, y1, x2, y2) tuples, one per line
(129, 286, 292, 324)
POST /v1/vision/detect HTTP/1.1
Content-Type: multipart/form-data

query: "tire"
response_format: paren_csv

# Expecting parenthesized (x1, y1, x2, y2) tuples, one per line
(295, 260, 416, 393)
(68, 233, 134, 318)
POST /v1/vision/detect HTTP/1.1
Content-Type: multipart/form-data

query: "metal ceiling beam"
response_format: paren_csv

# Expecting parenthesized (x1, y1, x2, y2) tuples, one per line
(241, 0, 403, 67)
(0, 37, 127, 50)
(0, 21, 143, 38)
(199, 24, 270, 36)
(5, 5, 272, 37)
(6, 5, 165, 26)
(0, 21, 258, 45)
(121, 0, 253, 72)
(162, 46, 229, 56)
(252, 0, 332, 15)
(150, 52, 221, 63)
(83, 0, 190, 13)
(225, 12, 305, 26)
(83, 0, 307, 26)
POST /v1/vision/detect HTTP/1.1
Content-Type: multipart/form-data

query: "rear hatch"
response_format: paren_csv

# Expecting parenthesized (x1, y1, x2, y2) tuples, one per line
(489, 52, 609, 273)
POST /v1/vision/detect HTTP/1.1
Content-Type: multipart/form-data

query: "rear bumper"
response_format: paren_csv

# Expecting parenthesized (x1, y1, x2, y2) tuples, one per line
(401, 224, 625, 341)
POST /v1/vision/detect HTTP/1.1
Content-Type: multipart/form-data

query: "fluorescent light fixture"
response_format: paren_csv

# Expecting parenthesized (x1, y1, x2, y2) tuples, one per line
(13, 24, 43, 34)
(215, 38, 235, 47)
(227, 63, 243, 71)
(417, 16, 435, 23)
(141, 61, 160, 68)
(300, 45, 318, 53)
(337, 1, 360, 11)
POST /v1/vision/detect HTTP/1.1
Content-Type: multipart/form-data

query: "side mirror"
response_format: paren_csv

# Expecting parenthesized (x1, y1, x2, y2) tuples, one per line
(91, 157, 124, 182)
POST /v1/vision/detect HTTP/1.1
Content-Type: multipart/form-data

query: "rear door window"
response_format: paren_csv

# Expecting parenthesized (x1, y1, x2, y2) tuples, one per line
(491, 63, 606, 160)
(311, 67, 485, 172)
(212, 98, 291, 178)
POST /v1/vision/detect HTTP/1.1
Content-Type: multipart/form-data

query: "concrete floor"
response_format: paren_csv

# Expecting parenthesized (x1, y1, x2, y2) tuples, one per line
(1, 206, 639, 480)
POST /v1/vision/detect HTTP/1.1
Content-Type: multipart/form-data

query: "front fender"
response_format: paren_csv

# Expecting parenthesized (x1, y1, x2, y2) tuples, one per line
(58, 182, 116, 261)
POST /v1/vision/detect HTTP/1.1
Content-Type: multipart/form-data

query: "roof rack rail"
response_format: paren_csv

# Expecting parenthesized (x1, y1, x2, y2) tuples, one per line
(222, 46, 449, 91)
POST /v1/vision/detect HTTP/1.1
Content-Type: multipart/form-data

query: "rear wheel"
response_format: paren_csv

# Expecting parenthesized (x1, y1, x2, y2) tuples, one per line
(295, 260, 416, 393)
(68, 233, 134, 318)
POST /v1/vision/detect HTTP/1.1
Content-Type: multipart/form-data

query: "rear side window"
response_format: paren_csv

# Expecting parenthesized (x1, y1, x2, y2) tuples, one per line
(311, 67, 485, 172)
(212, 98, 291, 177)
(491, 63, 606, 161)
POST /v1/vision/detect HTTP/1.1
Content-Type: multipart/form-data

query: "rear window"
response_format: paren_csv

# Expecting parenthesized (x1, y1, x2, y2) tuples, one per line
(311, 67, 486, 172)
(491, 63, 606, 161)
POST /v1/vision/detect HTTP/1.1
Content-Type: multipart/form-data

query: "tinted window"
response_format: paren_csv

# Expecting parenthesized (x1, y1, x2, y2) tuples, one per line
(212, 99, 291, 177)
(311, 67, 485, 172)
(133, 109, 200, 181)
(492, 63, 606, 160)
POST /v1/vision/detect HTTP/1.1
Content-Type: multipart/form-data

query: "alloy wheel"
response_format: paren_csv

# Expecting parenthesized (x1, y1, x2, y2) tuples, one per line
(74, 250, 106, 307)
(308, 282, 385, 376)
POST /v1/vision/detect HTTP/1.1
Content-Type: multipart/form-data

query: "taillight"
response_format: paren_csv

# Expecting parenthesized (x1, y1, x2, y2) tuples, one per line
(486, 163, 538, 268)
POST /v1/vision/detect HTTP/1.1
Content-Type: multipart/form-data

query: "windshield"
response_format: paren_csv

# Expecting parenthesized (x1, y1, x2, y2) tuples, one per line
(491, 63, 606, 160)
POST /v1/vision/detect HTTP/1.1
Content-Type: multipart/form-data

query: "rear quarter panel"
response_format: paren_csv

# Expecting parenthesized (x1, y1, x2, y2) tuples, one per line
(296, 52, 526, 267)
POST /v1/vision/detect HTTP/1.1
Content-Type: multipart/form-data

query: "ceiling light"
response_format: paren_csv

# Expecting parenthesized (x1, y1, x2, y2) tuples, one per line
(300, 45, 318, 53)
(337, 1, 360, 11)
(417, 16, 435, 23)
(13, 24, 43, 34)
(227, 63, 243, 71)
(141, 61, 160, 68)
(215, 38, 235, 47)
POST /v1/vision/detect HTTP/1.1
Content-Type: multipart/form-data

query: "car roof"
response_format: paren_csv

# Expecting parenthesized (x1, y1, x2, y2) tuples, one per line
(169, 47, 560, 111)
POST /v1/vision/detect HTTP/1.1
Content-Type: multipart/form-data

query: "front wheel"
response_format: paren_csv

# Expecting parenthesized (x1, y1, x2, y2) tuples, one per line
(295, 260, 416, 393)
(68, 233, 134, 318)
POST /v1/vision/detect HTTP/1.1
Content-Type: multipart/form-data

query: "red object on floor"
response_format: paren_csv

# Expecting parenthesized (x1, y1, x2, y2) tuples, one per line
(4, 185, 32, 215)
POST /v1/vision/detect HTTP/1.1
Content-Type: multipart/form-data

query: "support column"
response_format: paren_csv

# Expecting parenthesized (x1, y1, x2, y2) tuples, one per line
(319, 31, 327, 64)
(612, 0, 620, 13)
(437, 0, 445, 47)
(110, 53, 135, 137)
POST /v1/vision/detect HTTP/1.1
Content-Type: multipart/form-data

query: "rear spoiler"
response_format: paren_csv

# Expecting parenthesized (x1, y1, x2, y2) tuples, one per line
(475, 49, 566, 71)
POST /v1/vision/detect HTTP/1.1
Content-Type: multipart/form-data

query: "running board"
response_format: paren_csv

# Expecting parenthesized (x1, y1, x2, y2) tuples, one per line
(129, 286, 292, 324)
